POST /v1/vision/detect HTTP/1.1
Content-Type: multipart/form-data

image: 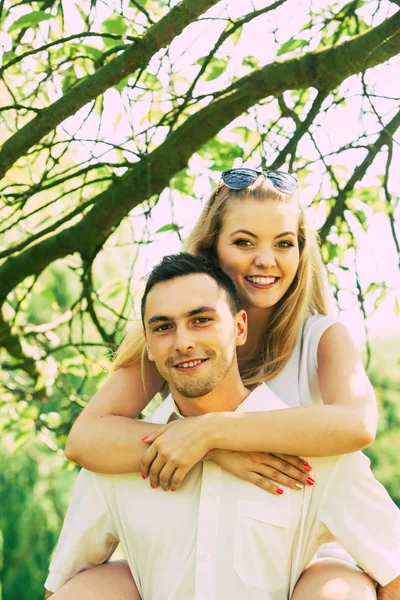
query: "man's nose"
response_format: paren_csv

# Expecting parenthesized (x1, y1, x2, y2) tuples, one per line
(254, 248, 276, 268)
(173, 326, 195, 353)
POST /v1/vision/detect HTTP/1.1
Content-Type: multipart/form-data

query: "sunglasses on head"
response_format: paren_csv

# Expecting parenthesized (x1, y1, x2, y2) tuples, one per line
(221, 168, 299, 194)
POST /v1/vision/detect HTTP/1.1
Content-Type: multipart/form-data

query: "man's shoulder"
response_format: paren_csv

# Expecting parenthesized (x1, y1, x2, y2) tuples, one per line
(308, 451, 372, 498)
(246, 383, 291, 411)
(142, 394, 176, 424)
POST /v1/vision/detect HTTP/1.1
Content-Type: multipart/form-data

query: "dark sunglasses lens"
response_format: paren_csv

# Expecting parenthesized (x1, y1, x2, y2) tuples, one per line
(222, 168, 258, 190)
(267, 171, 299, 193)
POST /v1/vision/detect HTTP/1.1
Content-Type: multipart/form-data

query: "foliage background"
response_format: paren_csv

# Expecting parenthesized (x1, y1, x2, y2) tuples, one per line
(0, 0, 399, 598)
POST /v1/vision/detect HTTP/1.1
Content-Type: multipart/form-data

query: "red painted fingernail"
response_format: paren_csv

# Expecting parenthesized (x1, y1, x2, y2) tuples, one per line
(141, 436, 149, 442)
(306, 477, 315, 486)
(303, 463, 312, 472)
(150, 483, 156, 489)
(170, 488, 176, 492)
(141, 474, 146, 480)
(277, 488, 284, 495)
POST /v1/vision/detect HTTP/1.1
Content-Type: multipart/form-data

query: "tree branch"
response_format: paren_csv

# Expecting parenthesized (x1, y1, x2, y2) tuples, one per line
(0, 32, 137, 75)
(383, 141, 400, 269)
(0, 0, 220, 181)
(319, 108, 400, 244)
(167, 0, 287, 131)
(0, 314, 41, 379)
(274, 90, 328, 168)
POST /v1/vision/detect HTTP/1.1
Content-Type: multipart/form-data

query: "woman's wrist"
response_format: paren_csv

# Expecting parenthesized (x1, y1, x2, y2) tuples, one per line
(200, 412, 227, 451)
(203, 448, 218, 461)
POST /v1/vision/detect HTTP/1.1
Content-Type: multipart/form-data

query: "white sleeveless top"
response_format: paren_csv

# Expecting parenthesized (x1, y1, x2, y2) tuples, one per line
(267, 313, 357, 565)
(267, 313, 336, 408)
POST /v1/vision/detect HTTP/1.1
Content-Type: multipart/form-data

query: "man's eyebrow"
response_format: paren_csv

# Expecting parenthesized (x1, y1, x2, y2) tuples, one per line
(147, 306, 216, 326)
(147, 315, 170, 326)
(230, 229, 257, 238)
(185, 306, 217, 318)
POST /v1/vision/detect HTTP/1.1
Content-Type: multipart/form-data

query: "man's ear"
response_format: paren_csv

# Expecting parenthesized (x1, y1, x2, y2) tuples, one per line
(143, 330, 154, 361)
(236, 309, 248, 348)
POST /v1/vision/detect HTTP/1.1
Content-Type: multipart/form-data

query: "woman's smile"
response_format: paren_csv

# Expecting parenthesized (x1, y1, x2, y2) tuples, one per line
(244, 275, 279, 289)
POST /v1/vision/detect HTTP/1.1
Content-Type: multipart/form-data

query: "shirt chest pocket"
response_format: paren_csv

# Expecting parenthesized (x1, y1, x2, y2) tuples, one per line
(233, 497, 300, 592)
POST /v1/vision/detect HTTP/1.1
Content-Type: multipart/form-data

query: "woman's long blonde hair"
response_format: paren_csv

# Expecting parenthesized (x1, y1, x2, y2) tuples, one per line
(112, 175, 328, 386)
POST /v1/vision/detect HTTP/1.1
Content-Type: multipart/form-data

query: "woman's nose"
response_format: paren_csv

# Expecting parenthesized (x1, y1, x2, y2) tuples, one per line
(254, 248, 276, 268)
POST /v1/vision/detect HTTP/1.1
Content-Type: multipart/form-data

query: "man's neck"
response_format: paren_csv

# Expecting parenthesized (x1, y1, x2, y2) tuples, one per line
(170, 372, 250, 417)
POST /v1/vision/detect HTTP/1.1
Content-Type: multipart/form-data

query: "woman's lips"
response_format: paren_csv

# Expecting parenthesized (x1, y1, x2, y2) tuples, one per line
(245, 276, 278, 289)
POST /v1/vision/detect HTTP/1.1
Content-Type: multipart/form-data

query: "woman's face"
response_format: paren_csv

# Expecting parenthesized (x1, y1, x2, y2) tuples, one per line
(216, 197, 300, 313)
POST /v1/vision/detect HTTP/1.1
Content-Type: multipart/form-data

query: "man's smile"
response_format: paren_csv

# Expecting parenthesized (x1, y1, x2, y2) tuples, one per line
(173, 358, 209, 372)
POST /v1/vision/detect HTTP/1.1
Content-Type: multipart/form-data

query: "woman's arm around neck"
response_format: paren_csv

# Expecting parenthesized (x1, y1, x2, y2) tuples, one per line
(65, 354, 165, 473)
(208, 323, 377, 456)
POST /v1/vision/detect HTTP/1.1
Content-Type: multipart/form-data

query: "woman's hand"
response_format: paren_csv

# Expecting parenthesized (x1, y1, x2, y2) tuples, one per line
(141, 417, 314, 493)
(141, 416, 214, 490)
(207, 449, 314, 494)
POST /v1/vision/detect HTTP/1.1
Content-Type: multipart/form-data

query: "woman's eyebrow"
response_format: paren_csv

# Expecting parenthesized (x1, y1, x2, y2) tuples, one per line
(230, 229, 257, 238)
(275, 231, 297, 238)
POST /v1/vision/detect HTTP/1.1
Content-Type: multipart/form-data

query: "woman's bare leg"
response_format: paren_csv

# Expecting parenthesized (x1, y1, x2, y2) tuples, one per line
(50, 560, 140, 600)
(292, 559, 377, 600)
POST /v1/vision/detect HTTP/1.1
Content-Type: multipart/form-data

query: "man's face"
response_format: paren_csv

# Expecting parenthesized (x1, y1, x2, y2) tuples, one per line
(144, 273, 246, 398)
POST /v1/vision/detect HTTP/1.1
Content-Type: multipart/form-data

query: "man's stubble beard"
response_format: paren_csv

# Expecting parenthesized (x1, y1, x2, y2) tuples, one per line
(173, 347, 237, 399)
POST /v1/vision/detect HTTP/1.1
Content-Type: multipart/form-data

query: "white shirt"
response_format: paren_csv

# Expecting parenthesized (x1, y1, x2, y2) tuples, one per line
(45, 384, 400, 599)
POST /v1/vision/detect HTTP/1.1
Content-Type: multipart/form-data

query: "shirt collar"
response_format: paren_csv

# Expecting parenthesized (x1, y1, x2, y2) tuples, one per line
(148, 383, 289, 425)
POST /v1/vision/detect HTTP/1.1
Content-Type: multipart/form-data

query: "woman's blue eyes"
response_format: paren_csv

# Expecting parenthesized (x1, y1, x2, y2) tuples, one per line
(234, 238, 294, 248)
(234, 239, 252, 246)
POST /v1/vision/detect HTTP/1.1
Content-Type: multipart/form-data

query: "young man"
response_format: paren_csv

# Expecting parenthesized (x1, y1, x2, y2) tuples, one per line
(45, 254, 400, 600)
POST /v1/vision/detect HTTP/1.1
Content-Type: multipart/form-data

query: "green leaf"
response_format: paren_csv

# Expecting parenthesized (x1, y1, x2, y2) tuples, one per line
(197, 57, 227, 81)
(277, 38, 308, 56)
(335, 1, 365, 20)
(61, 69, 78, 94)
(365, 282, 379, 295)
(300, 20, 313, 32)
(173, 170, 196, 195)
(199, 137, 244, 170)
(68, 43, 102, 63)
(75, 4, 88, 24)
(115, 75, 131, 92)
(394, 296, 400, 318)
(80, 44, 103, 62)
(101, 15, 128, 36)
(242, 56, 259, 69)
(8, 10, 53, 32)
(374, 288, 387, 311)
(208, 59, 227, 81)
(231, 26, 243, 45)
(142, 72, 163, 91)
(155, 223, 181, 233)
(352, 209, 368, 230)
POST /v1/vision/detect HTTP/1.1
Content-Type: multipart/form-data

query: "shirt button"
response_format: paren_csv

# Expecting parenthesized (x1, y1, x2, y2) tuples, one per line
(207, 493, 213, 500)
(202, 552, 211, 560)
